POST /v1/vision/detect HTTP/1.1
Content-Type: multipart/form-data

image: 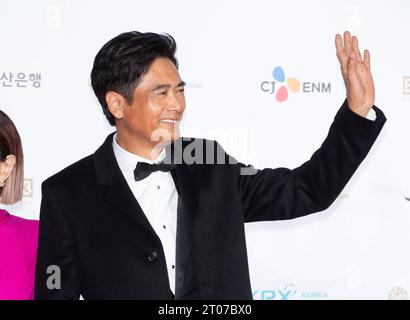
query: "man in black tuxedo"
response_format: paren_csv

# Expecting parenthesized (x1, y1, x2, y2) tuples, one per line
(35, 31, 386, 299)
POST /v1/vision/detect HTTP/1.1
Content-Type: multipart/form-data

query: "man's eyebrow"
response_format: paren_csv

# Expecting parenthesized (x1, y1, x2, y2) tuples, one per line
(151, 81, 186, 91)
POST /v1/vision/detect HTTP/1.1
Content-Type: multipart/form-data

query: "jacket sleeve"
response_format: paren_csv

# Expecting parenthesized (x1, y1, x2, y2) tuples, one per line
(34, 180, 83, 299)
(236, 100, 386, 223)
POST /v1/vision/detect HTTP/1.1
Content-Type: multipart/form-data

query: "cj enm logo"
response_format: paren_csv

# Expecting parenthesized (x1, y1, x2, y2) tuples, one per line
(261, 66, 332, 102)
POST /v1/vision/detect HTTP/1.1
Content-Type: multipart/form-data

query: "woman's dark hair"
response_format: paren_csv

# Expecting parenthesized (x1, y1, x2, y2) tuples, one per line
(90, 31, 179, 126)
(0, 110, 24, 205)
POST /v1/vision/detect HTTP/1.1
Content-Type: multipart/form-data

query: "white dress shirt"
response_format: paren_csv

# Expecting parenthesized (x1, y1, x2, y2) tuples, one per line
(112, 134, 178, 294)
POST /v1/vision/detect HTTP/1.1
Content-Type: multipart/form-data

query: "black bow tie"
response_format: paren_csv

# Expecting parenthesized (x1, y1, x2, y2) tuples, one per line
(133, 161, 176, 181)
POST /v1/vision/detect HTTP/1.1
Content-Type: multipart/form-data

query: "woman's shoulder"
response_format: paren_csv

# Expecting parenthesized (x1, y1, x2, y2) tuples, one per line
(5, 212, 39, 234)
(0, 211, 39, 255)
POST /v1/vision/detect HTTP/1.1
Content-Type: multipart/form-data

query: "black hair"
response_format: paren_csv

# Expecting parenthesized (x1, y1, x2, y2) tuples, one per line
(91, 31, 179, 126)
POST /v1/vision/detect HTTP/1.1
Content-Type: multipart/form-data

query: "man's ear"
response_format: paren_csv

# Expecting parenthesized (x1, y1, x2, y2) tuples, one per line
(0, 155, 16, 186)
(106, 91, 127, 121)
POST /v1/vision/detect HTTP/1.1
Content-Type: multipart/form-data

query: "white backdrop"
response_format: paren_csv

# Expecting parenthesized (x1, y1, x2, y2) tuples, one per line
(1, 0, 409, 299)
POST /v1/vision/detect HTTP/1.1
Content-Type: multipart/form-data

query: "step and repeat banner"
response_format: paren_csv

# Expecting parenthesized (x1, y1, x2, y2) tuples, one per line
(1, 0, 409, 299)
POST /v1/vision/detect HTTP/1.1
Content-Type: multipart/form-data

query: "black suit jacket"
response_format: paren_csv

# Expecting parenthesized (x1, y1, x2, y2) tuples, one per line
(35, 101, 386, 299)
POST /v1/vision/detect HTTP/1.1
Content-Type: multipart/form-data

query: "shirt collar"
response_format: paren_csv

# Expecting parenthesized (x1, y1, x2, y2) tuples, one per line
(112, 133, 166, 177)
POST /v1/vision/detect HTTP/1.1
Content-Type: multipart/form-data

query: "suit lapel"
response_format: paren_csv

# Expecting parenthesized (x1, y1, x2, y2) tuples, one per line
(107, 170, 158, 236)
(168, 138, 199, 298)
(171, 165, 197, 299)
(93, 132, 158, 236)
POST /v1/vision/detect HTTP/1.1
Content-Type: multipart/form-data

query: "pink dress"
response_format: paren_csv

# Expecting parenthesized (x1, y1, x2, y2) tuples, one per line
(0, 209, 39, 300)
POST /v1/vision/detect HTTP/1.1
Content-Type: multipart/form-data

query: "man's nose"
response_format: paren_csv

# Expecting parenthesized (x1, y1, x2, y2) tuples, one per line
(167, 93, 185, 113)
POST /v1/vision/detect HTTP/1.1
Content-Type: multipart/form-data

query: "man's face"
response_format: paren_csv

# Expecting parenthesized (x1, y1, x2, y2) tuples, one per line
(121, 57, 186, 146)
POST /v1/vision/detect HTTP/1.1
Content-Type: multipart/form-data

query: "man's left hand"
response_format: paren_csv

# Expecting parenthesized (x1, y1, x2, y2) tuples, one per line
(335, 31, 375, 117)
